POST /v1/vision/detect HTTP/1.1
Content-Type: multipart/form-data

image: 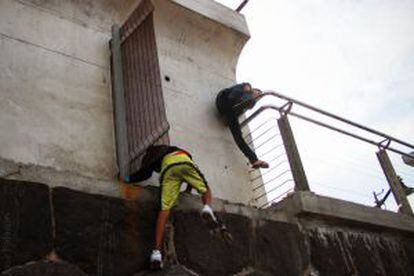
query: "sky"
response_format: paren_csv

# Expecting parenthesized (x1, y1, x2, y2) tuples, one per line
(215, 0, 414, 210)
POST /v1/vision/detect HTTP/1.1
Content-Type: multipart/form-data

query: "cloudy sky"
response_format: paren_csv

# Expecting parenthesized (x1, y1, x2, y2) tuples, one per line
(215, 0, 414, 209)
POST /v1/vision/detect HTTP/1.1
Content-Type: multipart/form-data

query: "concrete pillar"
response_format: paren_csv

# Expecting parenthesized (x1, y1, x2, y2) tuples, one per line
(151, 0, 252, 203)
(376, 149, 413, 215)
(278, 115, 309, 191)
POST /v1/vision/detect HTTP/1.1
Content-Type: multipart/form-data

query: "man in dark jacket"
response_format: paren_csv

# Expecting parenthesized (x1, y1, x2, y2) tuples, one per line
(216, 82, 269, 169)
(121, 145, 218, 269)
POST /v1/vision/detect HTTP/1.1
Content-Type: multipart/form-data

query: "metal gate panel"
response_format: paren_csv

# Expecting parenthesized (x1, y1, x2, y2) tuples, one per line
(111, 0, 169, 177)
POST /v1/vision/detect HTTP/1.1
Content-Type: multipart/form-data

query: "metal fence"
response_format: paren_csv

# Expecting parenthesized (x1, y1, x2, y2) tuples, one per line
(110, 0, 169, 178)
(241, 91, 414, 214)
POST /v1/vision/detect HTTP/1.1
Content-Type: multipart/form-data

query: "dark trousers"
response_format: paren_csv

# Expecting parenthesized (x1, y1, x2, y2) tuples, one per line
(216, 91, 258, 163)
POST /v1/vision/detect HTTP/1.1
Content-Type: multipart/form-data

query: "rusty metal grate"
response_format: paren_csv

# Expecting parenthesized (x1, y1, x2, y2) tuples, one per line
(111, 0, 169, 176)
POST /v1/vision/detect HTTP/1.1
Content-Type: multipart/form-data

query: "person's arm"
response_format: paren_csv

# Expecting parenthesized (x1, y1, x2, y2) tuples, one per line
(127, 166, 154, 182)
(227, 114, 258, 164)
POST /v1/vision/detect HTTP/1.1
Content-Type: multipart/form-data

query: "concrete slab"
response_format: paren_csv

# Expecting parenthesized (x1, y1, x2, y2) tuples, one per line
(277, 191, 414, 233)
(171, 0, 250, 37)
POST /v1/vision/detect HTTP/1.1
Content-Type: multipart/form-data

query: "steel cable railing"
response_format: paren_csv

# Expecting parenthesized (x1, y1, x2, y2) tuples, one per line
(242, 112, 295, 206)
(239, 90, 414, 212)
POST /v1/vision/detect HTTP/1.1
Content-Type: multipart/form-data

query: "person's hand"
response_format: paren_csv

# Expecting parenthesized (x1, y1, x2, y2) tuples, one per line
(251, 160, 269, 169)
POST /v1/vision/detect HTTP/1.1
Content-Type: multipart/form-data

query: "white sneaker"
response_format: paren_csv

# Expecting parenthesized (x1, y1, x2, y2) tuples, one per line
(150, 249, 163, 269)
(201, 205, 217, 225)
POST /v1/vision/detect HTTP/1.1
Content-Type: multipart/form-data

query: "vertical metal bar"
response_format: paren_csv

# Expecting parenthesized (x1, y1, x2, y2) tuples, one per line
(277, 115, 309, 191)
(236, 0, 249, 12)
(110, 24, 129, 178)
(376, 149, 413, 215)
(245, 127, 268, 207)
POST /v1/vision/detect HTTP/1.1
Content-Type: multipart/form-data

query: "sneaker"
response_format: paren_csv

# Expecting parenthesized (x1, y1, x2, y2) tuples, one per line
(201, 205, 218, 227)
(150, 249, 163, 269)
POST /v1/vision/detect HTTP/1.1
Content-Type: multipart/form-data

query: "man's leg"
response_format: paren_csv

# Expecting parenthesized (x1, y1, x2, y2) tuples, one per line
(150, 210, 169, 269)
(180, 165, 217, 222)
(182, 164, 233, 243)
(154, 210, 170, 250)
(201, 187, 212, 205)
(150, 170, 181, 268)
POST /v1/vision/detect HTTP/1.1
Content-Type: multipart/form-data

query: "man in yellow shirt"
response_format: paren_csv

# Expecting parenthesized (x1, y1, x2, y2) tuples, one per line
(121, 145, 226, 269)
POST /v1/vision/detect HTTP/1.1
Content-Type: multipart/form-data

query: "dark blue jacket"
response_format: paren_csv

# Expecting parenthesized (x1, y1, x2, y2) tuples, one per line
(216, 83, 258, 163)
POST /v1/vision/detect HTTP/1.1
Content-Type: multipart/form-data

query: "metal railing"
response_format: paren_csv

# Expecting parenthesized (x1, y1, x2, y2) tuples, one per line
(240, 91, 414, 213)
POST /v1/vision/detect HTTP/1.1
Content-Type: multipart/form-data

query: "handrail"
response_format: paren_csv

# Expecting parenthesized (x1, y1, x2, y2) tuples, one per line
(239, 92, 414, 158)
(242, 105, 412, 159)
(262, 91, 414, 149)
(240, 90, 412, 211)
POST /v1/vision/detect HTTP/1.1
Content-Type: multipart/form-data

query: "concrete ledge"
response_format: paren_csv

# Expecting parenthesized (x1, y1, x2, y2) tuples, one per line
(277, 191, 414, 233)
(170, 0, 250, 38)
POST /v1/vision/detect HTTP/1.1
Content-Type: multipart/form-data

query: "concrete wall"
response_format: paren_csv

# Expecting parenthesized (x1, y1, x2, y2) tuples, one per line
(153, 0, 253, 204)
(0, 0, 145, 195)
(0, 0, 255, 203)
(0, 0, 137, 178)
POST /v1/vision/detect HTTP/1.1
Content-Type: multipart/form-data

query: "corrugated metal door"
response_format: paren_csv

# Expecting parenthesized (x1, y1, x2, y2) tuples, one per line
(111, 0, 169, 177)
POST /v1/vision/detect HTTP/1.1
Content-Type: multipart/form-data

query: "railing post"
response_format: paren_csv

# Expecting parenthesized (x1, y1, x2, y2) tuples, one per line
(376, 149, 413, 215)
(110, 24, 129, 178)
(277, 115, 309, 191)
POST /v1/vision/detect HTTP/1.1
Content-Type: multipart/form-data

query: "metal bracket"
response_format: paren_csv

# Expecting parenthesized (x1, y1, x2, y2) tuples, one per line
(236, 0, 249, 12)
(279, 101, 293, 115)
(378, 138, 391, 150)
(373, 188, 391, 208)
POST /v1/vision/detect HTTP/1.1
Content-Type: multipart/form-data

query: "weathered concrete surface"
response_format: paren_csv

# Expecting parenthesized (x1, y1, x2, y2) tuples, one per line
(1, 0, 255, 205)
(0, 178, 52, 272)
(153, 0, 253, 204)
(0, 156, 119, 197)
(275, 191, 414, 232)
(408, 194, 414, 211)
(0, 0, 135, 191)
(14, 0, 139, 33)
(172, 0, 249, 36)
(1, 260, 87, 276)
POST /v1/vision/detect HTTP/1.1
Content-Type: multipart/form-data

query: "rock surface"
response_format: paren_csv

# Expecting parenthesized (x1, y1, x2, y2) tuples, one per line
(255, 220, 308, 276)
(174, 212, 252, 275)
(1, 178, 414, 275)
(53, 187, 159, 275)
(1, 260, 86, 276)
(0, 178, 52, 271)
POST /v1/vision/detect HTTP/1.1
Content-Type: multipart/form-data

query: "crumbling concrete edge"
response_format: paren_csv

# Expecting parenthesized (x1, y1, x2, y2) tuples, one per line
(0, 157, 119, 198)
(277, 191, 414, 234)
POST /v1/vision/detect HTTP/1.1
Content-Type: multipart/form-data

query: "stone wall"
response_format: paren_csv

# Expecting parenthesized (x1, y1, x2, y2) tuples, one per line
(1, 178, 413, 275)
